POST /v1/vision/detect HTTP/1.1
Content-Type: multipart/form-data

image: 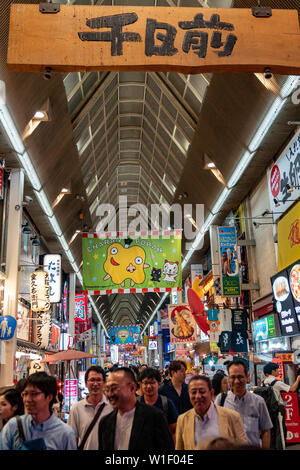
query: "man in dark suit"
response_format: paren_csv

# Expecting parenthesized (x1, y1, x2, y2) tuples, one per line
(98, 367, 174, 451)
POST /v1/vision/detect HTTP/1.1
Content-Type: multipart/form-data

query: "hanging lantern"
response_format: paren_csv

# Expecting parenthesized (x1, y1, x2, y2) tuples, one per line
(30, 270, 50, 312)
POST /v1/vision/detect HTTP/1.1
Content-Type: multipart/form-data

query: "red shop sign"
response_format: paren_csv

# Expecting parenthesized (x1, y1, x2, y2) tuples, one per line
(282, 392, 300, 443)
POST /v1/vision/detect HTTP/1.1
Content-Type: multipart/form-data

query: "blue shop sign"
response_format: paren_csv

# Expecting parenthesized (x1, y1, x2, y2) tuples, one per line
(0, 315, 17, 340)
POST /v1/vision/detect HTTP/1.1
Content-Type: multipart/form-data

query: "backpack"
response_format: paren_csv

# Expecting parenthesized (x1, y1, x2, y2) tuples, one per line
(137, 394, 168, 414)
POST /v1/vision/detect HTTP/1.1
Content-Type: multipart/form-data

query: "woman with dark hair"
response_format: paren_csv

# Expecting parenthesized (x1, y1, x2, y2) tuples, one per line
(0, 388, 24, 448)
(212, 372, 229, 401)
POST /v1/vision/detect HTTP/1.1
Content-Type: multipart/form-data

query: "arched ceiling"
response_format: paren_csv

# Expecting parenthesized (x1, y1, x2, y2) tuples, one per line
(0, 0, 299, 333)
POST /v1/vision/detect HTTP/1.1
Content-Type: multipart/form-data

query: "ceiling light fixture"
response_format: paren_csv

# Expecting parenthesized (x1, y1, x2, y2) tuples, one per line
(22, 99, 51, 140)
(203, 153, 227, 186)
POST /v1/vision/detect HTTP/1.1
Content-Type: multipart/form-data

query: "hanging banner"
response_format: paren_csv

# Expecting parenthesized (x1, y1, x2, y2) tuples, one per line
(267, 129, 300, 223)
(51, 322, 61, 351)
(29, 360, 44, 375)
(30, 270, 50, 312)
(17, 301, 30, 342)
(271, 265, 300, 336)
(43, 254, 62, 303)
(168, 303, 196, 344)
(34, 311, 51, 349)
(75, 306, 92, 342)
(160, 308, 169, 330)
(251, 315, 277, 342)
(278, 201, 300, 271)
(217, 226, 241, 297)
(74, 293, 88, 322)
(287, 260, 300, 328)
(109, 326, 140, 345)
(0, 315, 17, 341)
(82, 231, 182, 294)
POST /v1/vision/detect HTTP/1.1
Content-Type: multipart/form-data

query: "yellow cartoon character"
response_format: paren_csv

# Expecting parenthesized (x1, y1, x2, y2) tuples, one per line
(103, 243, 150, 287)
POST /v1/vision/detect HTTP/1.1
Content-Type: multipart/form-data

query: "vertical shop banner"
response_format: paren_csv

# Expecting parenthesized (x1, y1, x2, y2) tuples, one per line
(282, 392, 300, 443)
(74, 293, 88, 322)
(160, 308, 169, 330)
(267, 128, 300, 223)
(75, 306, 92, 342)
(168, 304, 196, 344)
(34, 311, 51, 348)
(109, 326, 140, 345)
(82, 231, 182, 294)
(51, 322, 61, 351)
(217, 226, 241, 297)
(271, 267, 300, 336)
(277, 202, 300, 272)
(43, 254, 62, 303)
(231, 308, 248, 353)
(30, 270, 50, 312)
(16, 301, 30, 342)
(64, 378, 78, 412)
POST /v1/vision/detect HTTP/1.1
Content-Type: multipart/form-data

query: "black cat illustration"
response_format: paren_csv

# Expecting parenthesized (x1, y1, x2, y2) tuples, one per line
(151, 267, 162, 282)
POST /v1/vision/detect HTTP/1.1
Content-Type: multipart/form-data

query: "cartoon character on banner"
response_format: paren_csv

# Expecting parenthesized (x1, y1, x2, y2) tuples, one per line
(187, 288, 209, 336)
(0, 316, 17, 340)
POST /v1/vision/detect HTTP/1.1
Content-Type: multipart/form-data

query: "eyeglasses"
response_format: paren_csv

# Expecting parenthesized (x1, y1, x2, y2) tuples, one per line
(141, 380, 157, 387)
(21, 391, 43, 399)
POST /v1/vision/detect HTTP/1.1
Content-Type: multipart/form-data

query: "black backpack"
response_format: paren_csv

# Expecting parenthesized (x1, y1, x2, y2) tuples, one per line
(137, 394, 168, 414)
(253, 379, 280, 425)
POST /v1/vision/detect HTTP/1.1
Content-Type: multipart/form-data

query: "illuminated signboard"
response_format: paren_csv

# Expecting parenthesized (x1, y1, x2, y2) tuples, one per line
(43, 254, 62, 303)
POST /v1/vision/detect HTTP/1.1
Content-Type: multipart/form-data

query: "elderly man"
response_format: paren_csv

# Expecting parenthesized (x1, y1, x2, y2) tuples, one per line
(215, 359, 273, 449)
(68, 365, 113, 450)
(1, 372, 76, 450)
(176, 375, 247, 450)
(98, 367, 174, 451)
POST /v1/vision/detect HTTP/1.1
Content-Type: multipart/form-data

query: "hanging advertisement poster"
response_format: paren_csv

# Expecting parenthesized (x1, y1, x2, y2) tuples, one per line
(168, 304, 196, 344)
(109, 326, 140, 345)
(30, 270, 50, 312)
(82, 230, 182, 294)
(217, 226, 241, 297)
(282, 392, 300, 443)
(34, 311, 51, 348)
(74, 293, 88, 322)
(17, 301, 30, 342)
(43, 254, 62, 303)
(287, 259, 300, 329)
(267, 128, 300, 223)
(75, 306, 92, 342)
(271, 267, 300, 336)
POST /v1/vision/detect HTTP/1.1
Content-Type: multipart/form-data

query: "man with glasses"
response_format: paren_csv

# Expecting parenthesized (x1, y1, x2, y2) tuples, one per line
(159, 360, 192, 415)
(98, 367, 174, 451)
(215, 359, 273, 449)
(176, 375, 247, 450)
(68, 365, 113, 450)
(138, 367, 178, 441)
(1, 372, 76, 450)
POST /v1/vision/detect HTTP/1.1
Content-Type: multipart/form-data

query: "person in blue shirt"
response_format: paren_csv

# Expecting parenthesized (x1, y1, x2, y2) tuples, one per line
(1, 372, 76, 450)
(159, 360, 193, 416)
(0, 388, 24, 449)
(138, 367, 178, 442)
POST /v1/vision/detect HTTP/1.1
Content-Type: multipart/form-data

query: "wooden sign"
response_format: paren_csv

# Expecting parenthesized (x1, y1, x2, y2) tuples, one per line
(7, 5, 300, 75)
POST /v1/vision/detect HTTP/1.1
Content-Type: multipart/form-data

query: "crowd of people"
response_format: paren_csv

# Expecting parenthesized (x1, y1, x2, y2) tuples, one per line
(0, 358, 298, 451)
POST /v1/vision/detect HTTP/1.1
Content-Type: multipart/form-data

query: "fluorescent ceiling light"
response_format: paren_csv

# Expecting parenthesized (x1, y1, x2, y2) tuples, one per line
(19, 152, 42, 191)
(0, 104, 25, 154)
(58, 235, 69, 252)
(34, 189, 53, 218)
(48, 215, 62, 237)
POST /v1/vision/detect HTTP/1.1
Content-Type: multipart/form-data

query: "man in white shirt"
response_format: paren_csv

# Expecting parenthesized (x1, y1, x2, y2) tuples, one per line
(98, 367, 174, 451)
(68, 366, 113, 450)
(263, 362, 300, 402)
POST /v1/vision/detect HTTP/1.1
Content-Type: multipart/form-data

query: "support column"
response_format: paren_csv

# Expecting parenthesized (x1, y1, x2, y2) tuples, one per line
(68, 273, 76, 378)
(0, 169, 24, 386)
